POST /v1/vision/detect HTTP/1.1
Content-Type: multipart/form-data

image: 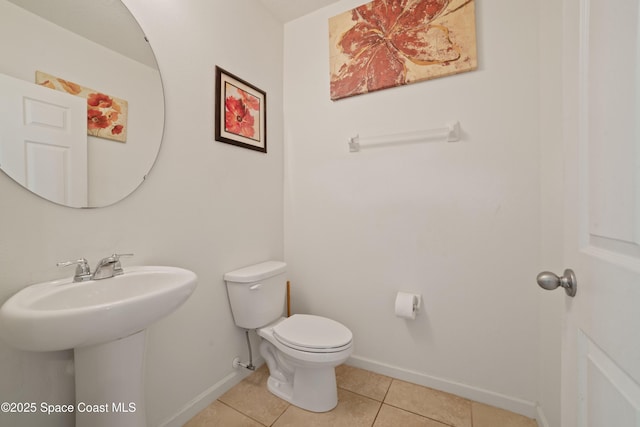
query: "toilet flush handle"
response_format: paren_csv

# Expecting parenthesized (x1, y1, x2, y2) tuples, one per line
(249, 284, 262, 291)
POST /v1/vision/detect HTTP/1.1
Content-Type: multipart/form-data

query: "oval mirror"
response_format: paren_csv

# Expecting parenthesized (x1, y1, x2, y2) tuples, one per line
(0, 0, 164, 208)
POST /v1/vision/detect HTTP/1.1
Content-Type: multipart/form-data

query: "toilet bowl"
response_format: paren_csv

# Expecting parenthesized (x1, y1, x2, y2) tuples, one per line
(224, 261, 353, 412)
(257, 315, 352, 412)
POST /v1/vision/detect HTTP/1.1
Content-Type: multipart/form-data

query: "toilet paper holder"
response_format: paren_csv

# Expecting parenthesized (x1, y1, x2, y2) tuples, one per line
(411, 294, 421, 311)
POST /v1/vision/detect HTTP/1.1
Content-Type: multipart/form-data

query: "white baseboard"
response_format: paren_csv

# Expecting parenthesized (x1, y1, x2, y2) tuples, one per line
(347, 355, 539, 420)
(158, 359, 263, 427)
(536, 404, 551, 427)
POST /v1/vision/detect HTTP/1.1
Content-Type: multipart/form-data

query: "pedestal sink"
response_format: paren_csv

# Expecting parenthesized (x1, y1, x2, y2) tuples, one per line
(0, 266, 197, 427)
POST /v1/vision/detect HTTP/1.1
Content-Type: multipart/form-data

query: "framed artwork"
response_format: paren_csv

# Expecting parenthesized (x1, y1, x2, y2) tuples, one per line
(36, 71, 128, 142)
(215, 66, 267, 153)
(329, 0, 478, 100)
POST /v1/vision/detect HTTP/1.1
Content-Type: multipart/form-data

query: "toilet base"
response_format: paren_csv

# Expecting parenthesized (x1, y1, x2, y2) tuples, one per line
(266, 365, 338, 412)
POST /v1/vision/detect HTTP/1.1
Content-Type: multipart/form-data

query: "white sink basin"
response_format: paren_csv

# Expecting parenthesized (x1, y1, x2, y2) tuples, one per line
(0, 265, 197, 351)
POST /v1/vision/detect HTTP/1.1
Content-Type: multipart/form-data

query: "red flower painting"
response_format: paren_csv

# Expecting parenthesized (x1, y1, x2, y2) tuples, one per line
(87, 109, 110, 130)
(87, 92, 114, 109)
(215, 67, 267, 153)
(112, 125, 124, 136)
(225, 91, 257, 139)
(329, 0, 477, 100)
(84, 92, 125, 140)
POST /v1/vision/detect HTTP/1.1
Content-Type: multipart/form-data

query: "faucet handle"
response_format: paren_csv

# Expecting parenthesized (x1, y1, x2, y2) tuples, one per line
(96, 253, 134, 265)
(57, 258, 91, 281)
(110, 253, 133, 275)
(110, 253, 134, 266)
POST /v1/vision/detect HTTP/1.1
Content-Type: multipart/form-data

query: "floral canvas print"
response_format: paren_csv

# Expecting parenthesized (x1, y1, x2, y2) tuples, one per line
(36, 71, 128, 142)
(329, 0, 477, 100)
(215, 66, 267, 153)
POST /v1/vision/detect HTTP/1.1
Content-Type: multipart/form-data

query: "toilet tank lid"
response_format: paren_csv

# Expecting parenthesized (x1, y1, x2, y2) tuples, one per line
(224, 261, 287, 283)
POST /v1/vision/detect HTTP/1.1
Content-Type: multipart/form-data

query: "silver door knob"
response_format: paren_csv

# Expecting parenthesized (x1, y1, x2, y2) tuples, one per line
(536, 269, 577, 297)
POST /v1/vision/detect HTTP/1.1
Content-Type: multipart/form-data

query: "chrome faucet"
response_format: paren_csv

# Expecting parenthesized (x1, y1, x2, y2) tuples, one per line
(92, 253, 134, 280)
(57, 253, 133, 282)
(56, 258, 92, 282)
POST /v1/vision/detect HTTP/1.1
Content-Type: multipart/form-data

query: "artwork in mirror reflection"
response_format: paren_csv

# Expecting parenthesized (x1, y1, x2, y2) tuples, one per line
(0, 0, 164, 208)
(36, 71, 129, 143)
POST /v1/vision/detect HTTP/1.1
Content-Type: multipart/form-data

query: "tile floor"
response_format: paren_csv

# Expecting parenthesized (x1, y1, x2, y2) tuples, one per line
(184, 365, 539, 427)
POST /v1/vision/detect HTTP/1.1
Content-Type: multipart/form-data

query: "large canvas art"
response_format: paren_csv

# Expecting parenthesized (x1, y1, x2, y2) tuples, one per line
(329, 0, 477, 100)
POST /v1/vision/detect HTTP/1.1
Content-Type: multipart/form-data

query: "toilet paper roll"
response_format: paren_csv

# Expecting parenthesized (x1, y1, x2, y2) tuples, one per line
(395, 292, 420, 319)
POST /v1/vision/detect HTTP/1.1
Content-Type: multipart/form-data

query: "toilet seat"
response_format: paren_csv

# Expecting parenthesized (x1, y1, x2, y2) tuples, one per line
(273, 314, 352, 353)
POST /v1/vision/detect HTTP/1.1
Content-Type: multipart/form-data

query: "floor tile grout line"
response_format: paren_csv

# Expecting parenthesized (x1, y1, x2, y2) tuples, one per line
(337, 378, 450, 426)
(381, 378, 393, 402)
(268, 402, 290, 427)
(369, 400, 384, 427)
(368, 376, 393, 426)
(336, 385, 385, 403)
(380, 400, 457, 427)
(216, 399, 271, 426)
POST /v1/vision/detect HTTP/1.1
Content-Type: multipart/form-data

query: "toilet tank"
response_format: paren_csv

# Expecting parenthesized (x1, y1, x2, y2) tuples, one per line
(224, 261, 287, 329)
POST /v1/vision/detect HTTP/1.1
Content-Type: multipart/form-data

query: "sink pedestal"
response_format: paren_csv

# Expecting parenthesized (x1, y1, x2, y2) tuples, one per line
(74, 330, 146, 427)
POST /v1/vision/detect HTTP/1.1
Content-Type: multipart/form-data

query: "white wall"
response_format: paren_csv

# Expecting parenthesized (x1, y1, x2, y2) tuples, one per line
(537, 0, 564, 425)
(284, 0, 554, 419)
(0, 0, 163, 207)
(0, 1, 284, 426)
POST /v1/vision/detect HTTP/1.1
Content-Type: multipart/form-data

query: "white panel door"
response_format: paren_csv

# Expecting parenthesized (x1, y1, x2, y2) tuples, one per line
(562, 0, 640, 426)
(0, 73, 87, 207)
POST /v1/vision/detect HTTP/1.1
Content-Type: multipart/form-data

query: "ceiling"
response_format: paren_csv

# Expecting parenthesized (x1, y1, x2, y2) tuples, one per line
(258, 0, 340, 22)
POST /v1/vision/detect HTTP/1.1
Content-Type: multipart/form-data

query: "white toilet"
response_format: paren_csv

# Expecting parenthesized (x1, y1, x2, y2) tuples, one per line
(224, 261, 353, 412)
